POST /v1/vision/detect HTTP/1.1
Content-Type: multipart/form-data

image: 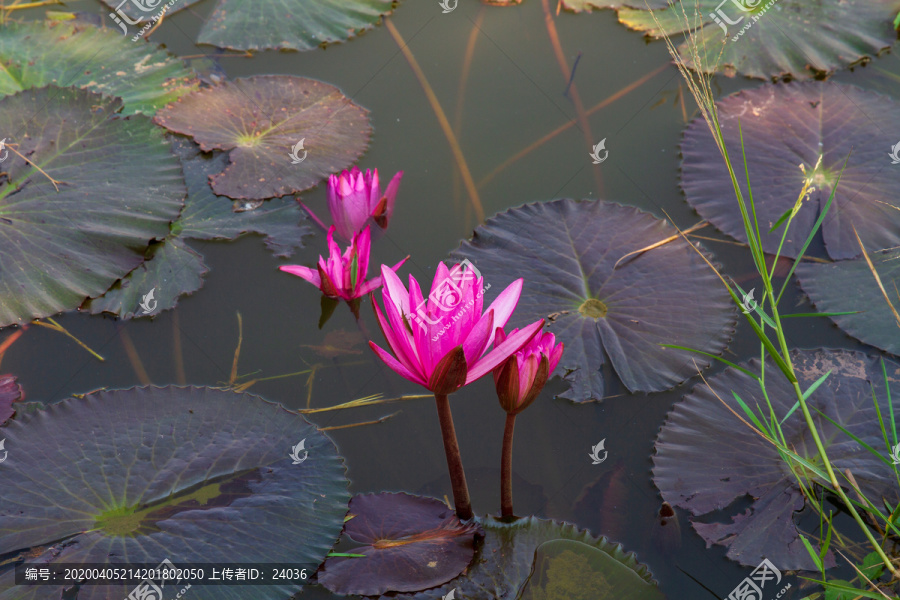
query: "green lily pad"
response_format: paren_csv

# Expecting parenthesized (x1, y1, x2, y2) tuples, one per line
(196, 0, 397, 52)
(616, 0, 900, 80)
(681, 82, 900, 260)
(453, 199, 735, 401)
(87, 137, 312, 318)
(560, 0, 667, 12)
(99, 0, 204, 23)
(0, 86, 185, 327)
(398, 516, 661, 600)
(0, 386, 351, 600)
(797, 248, 900, 356)
(0, 20, 198, 115)
(654, 349, 900, 570)
(154, 75, 372, 200)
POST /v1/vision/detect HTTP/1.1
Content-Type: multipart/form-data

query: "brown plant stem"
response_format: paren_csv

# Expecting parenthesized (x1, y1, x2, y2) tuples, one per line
(434, 393, 473, 520)
(501, 412, 516, 518)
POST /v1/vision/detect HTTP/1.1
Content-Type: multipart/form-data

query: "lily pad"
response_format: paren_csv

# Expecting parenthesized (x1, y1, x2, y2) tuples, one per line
(797, 248, 900, 356)
(196, 0, 396, 52)
(560, 0, 667, 12)
(99, 0, 204, 22)
(319, 493, 479, 596)
(452, 199, 735, 401)
(0, 21, 198, 115)
(0, 86, 185, 327)
(154, 75, 372, 200)
(653, 349, 900, 570)
(682, 82, 900, 260)
(0, 375, 22, 424)
(615, 0, 900, 80)
(0, 385, 350, 600)
(398, 516, 661, 600)
(87, 137, 312, 318)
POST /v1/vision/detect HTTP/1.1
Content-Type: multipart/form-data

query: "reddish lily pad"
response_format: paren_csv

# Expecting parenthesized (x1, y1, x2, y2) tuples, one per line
(319, 493, 479, 596)
(0, 376, 22, 424)
(654, 349, 900, 570)
(681, 82, 900, 260)
(797, 248, 900, 356)
(153, 75, 371, 200)
(453, 199, 735, 401)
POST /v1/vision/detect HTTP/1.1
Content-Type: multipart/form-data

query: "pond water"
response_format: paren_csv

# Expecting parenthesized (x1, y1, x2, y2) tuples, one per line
(3, 0, 900, 598)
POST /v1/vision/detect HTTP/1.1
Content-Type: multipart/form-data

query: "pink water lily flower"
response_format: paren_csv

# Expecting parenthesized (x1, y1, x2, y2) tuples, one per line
(494, 328, 564, 415)
(303, 166, 403, 241)
(279, 226, 406, 301)
(369, 261, 544, 395)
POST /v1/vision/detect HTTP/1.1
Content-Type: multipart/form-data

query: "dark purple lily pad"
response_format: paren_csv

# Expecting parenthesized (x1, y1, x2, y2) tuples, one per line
(653, 349, 900, 570)
(452, 199, 735, 401)
(0, 375, 22, 424)
(681, 82, 900, 260)
(0, 386, 350, 600)
(797, 248, 900, 356)
(319, 493, 479, 596)
(153, 75, 371, 200)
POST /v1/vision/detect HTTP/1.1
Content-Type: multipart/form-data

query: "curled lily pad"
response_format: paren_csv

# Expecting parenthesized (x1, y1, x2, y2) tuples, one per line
(319, 493, 479, 596)
(682, 82, 900, 260)
(399, 516, 661, 600)
(154, 75, 371, 200)
(0, 386, 350, 600)
(0, 86, 185, 327)
(653, 349, 900, 570)
(614, 0, 900, 80)
(196, 0, 396, 51)
(0, 375, 22, 424)
(87, 138, 311, 318)
(797, 248, 900, 356)
(453, 199, 735, 401)
(0, 21, 198, 115)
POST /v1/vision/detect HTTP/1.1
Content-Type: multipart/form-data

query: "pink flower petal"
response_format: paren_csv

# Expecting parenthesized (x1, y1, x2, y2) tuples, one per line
(465, 318, 544, 384)
(369, 341, 427, 387)
(482, 278, 523, 347)
(372, 295, 423, 380)
(279, 265, 321, 287)
(461, 309, 494, 366)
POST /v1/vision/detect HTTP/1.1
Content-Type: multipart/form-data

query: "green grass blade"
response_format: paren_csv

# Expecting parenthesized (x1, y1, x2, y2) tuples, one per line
(660, 344, 760, 379)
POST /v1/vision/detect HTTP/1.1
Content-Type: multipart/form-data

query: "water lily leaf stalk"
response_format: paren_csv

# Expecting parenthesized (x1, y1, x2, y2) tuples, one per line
(652, 0, 898, 576)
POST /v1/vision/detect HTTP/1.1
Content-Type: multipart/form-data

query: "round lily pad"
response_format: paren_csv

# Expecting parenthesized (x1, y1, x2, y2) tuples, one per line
(319, 493, 480, 596)
(0, 86, 186, 327)
(154, 75, 372, 200)
(196, 0, 397, 51)
(87, 138, 311, 318)
(0, 386, 350, 600)
(614, 0, 900, 80)
(653, 349, 900, 570)
(797, 248, 900, 356)
(453, 199, 735, 401)
(0, 21, 198, 115)
(681, 82, 900, 260)
(398, 516, 662, 600)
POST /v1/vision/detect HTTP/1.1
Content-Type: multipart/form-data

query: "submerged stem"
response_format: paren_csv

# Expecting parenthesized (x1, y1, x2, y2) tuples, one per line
(501, 412, 516, 518)
(434, 393, 473, 520)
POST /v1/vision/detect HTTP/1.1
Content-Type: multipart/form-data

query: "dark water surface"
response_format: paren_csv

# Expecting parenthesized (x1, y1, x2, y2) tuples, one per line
(8, 0, 900, 598)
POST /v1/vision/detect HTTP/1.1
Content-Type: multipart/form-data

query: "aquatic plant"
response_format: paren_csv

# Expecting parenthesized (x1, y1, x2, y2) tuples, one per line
(303, 166, 404, 242)
(494, 327, 564, 517)
(280, 225, 406, 314)
(369, 261, 544, 519)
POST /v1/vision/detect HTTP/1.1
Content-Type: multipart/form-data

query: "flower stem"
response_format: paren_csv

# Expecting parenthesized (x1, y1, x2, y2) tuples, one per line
(501, 412, 516, 518)
(434, 394, 473, 520)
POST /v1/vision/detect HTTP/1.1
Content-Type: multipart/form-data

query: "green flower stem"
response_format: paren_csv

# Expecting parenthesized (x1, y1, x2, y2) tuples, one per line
(434, 394, 473, 520)
(501, 412, 516, 518)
